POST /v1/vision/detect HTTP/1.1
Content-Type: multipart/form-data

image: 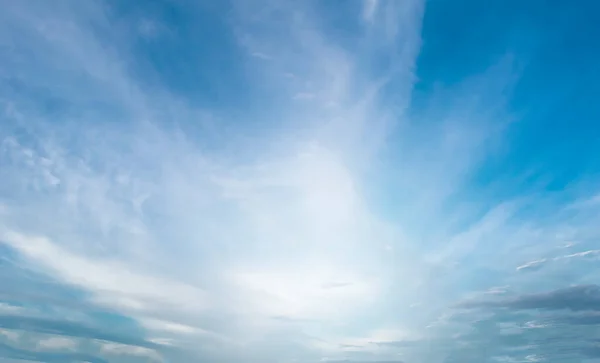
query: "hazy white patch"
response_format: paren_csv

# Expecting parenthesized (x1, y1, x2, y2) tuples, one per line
(0, 303, 27, 315)
(362, 0, 379, 23)
(485, 286, 510, 295)
(321, 282, 353, 289)
(37, 336, 78, 350)
(505, 344, 538, 352)
(0, 328, 20, 342)
(0, 231, 210, 315)
(251, 51, 272, 60)
(147, 337, 175, 346)
(493, 356, 520, 363)
(566, 193, 600, 210)
(99, 341, 162, 362)
(137, 18, 167, 40)
(497, 322, 522, 335)
(428, 203, 516, 265)
(293, 92, 316, 100)
(138, 318, 199, 335)
(525, 354, 544, 362)
(334, 328, 417, 352)
(229, 265, 381, 320)
(523, 321, 549, 329)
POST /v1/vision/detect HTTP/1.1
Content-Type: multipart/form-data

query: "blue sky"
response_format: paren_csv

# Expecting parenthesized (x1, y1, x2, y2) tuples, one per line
(1, 0, 600, 362)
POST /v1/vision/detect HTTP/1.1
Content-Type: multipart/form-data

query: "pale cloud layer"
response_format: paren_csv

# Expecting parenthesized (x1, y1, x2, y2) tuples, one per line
(0, 0, 599, 362)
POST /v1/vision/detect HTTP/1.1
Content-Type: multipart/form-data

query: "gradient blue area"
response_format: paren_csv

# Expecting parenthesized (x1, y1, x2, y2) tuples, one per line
(415, 0, 600, 189)
(1, 0, 600, 362)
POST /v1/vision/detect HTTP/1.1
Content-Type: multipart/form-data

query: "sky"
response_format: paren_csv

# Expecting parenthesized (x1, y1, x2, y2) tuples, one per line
(0, 0, 599, 362)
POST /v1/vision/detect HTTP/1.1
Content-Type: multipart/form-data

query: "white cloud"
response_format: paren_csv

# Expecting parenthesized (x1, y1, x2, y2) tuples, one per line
(560, 250, 600, 259)
(229, 265, 381, 321)
(0, 231, 209, 315)
(523, 321, 549, 329)
(0, 303, 27, 315)
(0, 2, 521, 358)
(37, 336, 78, 350)
(138, 318, 200, 335)
(486, 286, 510, 295)
(516, 259, 548, 271)
(136, 317, 232, 344)
(5, 1, 595, 362)
(0, 328, 20, 342)
(99, 341, 162, 362)
(516, 249, 600, 271)
(346, 328, 416, 347)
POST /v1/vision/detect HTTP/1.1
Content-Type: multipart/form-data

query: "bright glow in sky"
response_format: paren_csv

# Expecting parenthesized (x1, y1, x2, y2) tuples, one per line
(1, 0, 600, 362)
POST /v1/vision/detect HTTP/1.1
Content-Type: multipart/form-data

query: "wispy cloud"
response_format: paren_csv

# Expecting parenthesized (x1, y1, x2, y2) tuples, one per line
(37, 336, 78, 351)
(251, 51, 273, 60)
(0, 0, 427, 360)
(516, 259, 548, 271)
(1, 0, 599, 362)
(517, 250, 600, 271)
(459, 285, 600, 312)
(0, 329, 19, 342)
(99, 341, 163, 362)
(362, 0, 379, 23)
